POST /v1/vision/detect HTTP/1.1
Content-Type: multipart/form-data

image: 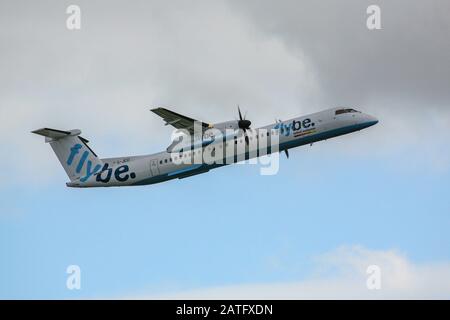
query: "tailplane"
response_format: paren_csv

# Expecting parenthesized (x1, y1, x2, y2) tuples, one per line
(32, 128, 103, 182)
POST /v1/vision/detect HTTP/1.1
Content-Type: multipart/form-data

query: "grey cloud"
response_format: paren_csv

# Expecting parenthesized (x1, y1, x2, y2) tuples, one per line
(224, 0, 450, 172)
(227, 0, 450, 109)
(0, 0, 313, 182)
(0, 0, 313, 132)
(1, 0, 449, 183)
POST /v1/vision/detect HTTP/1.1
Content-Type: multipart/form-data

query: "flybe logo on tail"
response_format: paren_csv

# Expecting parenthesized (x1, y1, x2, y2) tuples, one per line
(67, 144, 102, 182)
(274, 118, 315, 136)
(67, 144, 137, 184)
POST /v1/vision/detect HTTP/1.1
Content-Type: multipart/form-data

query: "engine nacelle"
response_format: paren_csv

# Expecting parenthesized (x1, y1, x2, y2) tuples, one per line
(210, 120, 240, 131)
(166, 119, 251, 153)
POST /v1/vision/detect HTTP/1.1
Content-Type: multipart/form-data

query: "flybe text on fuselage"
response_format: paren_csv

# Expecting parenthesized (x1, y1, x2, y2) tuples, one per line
(274, 118, 315, 136)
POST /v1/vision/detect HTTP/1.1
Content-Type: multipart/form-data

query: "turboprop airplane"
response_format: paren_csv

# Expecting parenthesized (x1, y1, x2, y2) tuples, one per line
(32, 107, 378, 187)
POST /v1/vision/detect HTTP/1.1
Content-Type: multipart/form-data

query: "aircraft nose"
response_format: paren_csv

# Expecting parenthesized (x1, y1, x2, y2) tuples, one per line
(366, 114, 378, 126)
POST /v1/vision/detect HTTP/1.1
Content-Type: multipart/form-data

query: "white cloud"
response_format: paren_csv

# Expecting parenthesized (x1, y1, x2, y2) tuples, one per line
(132, 246, 450, 299)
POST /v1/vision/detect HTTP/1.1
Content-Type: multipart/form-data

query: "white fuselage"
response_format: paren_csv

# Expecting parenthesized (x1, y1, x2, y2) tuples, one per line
(67, 108, 378, 187)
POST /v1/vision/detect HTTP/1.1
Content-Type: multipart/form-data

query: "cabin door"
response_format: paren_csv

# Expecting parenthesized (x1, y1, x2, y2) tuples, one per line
(150, 159, 160, 176)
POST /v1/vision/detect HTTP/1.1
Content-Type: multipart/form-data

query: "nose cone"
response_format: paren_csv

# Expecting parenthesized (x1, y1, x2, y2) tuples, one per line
(365, 114, 378, 127)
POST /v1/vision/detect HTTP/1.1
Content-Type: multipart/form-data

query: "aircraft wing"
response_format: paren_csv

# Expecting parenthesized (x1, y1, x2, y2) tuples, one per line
(151, 107, 210, 135)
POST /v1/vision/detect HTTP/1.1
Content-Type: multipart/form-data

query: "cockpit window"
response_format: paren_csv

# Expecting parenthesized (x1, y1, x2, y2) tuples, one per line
(335, 108, 359, 115)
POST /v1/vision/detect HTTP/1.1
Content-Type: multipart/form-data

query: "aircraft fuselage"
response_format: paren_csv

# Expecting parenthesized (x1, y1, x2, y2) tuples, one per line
(65, 107, 378, 187)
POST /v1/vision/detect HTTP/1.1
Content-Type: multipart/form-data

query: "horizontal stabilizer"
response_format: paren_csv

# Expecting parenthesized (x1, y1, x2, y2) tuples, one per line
(31, 128, 81, 142)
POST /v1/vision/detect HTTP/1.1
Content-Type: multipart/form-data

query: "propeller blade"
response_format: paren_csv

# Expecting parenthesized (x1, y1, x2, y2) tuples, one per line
(284, 149, 289, 158)
(237, 106, 251, 145)
(242, 127, 249, 145)
(237, 107, 251, 130)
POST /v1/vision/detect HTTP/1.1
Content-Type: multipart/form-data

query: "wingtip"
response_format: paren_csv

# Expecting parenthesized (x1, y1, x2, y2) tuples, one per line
(31, 128, 45, 134)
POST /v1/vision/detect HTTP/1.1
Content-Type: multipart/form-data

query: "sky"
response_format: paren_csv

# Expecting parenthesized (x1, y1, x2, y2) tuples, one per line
(1, 0, 449, 299)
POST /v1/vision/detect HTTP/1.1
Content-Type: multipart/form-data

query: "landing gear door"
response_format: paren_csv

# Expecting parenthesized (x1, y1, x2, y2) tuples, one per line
(150, 159, 160, 176)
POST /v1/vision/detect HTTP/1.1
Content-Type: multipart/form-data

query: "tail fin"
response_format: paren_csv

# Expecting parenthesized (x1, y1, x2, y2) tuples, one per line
(32, 128, 103, 182)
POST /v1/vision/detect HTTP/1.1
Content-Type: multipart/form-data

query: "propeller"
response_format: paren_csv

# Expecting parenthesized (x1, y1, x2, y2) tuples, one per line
(275, 118, 289, 159)
(237, 105, 251, 145)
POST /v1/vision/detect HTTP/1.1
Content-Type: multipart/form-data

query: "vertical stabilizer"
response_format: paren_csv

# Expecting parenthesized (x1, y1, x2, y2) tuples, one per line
(32, 128, 103, 182)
